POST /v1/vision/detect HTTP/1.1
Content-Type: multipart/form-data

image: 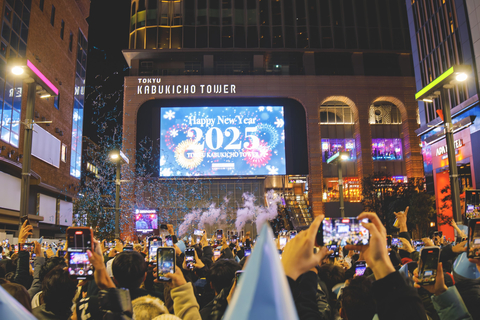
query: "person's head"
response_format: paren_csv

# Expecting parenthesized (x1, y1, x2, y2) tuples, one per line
(134, 244, 143, 253)
(2, 282, 32, 312)
(318, 263, 346, 294)
(132, 295, 168, 320)
(40, 257, 67, 283)
(112, 251, 147, 289)
(0, 246, 3, 254)
(340, 276, 376, 320)
(42, 266, 77, 318)
(207, 259, 241, 295)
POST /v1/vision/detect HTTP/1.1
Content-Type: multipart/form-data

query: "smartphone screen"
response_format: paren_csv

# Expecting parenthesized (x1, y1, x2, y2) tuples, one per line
(468, 219, 480, 259)
(418, 247, 440, 285)
(244, 246, 251, 256)
(327, 244, 339, 258)
(157, 247, 175, 281)
(355, 261, 367, 276)
(165, 235, 173, 247)
(22, 243, 34, 252)
(231, 235, 237, 244)
(216, 229, 223, 240)
(123, 245, 134, 251)
(391, 238, 402, 248)
(194, 229, 203, 236)
(289, 231, 297, 239)
(413, 240, 425, 252)
(317, 218, 369, 247)
(185, 247, 195, 269)
(66, 227, 93, 280)
(58, 250, 66, 258)
(148, 237, 162, 263)
(214, 250, 221, 260)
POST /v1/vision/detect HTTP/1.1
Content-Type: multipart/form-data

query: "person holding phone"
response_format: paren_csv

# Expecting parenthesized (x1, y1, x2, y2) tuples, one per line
(13, 220, 34, 290)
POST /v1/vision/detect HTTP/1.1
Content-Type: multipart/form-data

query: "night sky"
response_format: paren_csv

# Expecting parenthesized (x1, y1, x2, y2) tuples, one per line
(84, 0, 131, 141)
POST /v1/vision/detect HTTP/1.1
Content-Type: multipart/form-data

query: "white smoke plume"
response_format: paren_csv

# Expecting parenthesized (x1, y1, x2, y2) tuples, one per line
(178, 208, 201, 237)
(255, 190, 282, 230)
(198, 196, 229, 229)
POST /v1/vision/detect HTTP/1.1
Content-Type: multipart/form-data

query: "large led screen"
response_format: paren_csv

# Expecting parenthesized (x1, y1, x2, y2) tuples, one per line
(159, 106, 286, 176)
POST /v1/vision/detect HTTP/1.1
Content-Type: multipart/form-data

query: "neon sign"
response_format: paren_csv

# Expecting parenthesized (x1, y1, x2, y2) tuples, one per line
(435, 139, 464, 157)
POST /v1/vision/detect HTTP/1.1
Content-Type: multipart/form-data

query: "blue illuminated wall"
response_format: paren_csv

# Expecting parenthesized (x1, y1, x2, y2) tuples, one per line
(70, 29, 87, 178)
(0, 0, 31, 148)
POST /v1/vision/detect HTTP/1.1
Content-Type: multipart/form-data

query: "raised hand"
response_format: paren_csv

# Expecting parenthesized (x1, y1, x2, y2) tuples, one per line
(282, 214, 328, 281)
(394, 206, 409, 232)
(345, 212, 395, 280)
(18, 220, 33, 244)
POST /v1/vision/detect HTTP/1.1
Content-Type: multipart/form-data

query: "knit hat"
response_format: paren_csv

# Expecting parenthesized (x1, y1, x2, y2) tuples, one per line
(132, 295, 168, 320)
(176, 240, 186, 254)
(401, 257, 413, 265)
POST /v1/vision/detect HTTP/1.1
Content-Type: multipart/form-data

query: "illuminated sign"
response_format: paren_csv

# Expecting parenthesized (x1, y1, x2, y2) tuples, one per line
(435, 139, 464, 157)
(136, 78, 237, 95)
(289, 176, 307, 184)
(160, 106, 286, 177)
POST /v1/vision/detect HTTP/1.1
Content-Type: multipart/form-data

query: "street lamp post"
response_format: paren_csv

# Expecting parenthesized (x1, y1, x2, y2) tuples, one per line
(109, 150, 129, 239)
(415, 65, 470, 223)
(8, 58, 58, 231)
(327, 151, 350, 217)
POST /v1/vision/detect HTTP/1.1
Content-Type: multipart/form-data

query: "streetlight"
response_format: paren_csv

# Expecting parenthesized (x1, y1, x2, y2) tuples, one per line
(8, 58, 58, 231)
(109, 150, 129, 239)
(327, 151, 350, 217)
(415, 65, 471, 223)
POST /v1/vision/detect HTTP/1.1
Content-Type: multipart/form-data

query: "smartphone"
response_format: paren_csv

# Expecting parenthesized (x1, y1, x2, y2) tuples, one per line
(148, 237, 162, 264)
(160, 224, 168, 230)
(231, 235, 237, 244)
(31, 253, 37, 259)
(391, 238, 402, 248)
(216, 229, 223, 240)
(214, 250, 221, 260)
(244, 246, 251, 256)
(235, 270, 244, 283)
(57, 250, 66, 258)
(316, 218, 370, 247)
(413, 240, 424, 252)
(194, 229, 204, 236)
(157, 247, 175, 281)
(327, 244, 339, 259)
(66, 227, 94, 280)
(185, 247, 196, 269)
(418, 246, 440, 285)
(289, 230, 297, 239)
(22, 243, 34, 252)
(354, 260, 367, 276)
(165, 235, 173, 247)
(467, 219, 480, 259)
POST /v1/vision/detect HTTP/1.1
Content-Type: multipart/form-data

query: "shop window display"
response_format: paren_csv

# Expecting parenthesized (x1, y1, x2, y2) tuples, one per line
(321, 138, 356, 162)
(372, 138, 403, 160)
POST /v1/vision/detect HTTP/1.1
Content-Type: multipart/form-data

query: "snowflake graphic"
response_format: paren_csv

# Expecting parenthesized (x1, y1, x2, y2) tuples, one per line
(258, 106, 265, 111)
(164, 110, 175, 120)
(170, 128, 179, 137)
(274, 117, 284, 128)
(266, 165, 279, 175)
(160, 168, 173, 176)
(266, 106, 273, 112)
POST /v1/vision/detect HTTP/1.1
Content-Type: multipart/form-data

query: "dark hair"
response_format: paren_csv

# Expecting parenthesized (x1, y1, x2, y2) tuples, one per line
(112, 251, 147, 289)
(0, 246, 3, 254)
(5, 271, 15, 282)
(39, 257, 67, 283)
(2, 282, 32, 312)
(42, 266, 77, 318)
(194, 244, 203, 259)
(207, 259, 241, 294)
(341, 276, 376, 320)
(318, 264, 346, 294)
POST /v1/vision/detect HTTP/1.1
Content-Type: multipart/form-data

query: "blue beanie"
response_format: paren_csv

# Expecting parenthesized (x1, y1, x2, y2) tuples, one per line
(176, 240, 186, 254)
(453, 252, 480, 280)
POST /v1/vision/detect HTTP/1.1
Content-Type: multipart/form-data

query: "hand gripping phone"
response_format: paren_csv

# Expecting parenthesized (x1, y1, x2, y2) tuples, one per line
(418, 246, 440, 285)
(468, 219, 480, 259)
(157, 247, 175, 281)
(148, 237, 162, 264)
(185, 247, 196, 269)
(66, 227, 94, 280)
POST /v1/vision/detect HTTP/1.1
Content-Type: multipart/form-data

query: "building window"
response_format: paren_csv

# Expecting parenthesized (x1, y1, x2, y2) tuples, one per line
(50, 5, 55, 26)
(61, 143, 67, 163)
(372, 138, 403, 161)
(69, 32, 73, 51)
(320, 101, 354, 124)
(323, 177, 361, 202)
(321, 138, 356, 162)
(60, 20, 64, 39)
(39, 0, 44, 11)
(54, 94, 59, 109)
(369, 103, 402, 124)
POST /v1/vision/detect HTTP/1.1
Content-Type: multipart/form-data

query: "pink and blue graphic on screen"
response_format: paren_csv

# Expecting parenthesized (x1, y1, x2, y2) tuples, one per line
(160, 106, 286, 177)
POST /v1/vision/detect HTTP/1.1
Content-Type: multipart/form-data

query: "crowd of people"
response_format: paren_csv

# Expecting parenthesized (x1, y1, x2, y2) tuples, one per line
(1, 208, 480, 320)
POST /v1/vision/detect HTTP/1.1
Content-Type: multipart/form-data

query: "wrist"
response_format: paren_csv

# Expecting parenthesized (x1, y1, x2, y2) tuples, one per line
(370, 258, 396, 280)
(434, 285, 448, 296)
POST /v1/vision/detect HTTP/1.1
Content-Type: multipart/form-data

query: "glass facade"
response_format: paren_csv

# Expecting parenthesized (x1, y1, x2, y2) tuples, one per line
(130, 0, 411, 51)
(70, 30, 87, 179)
(371, 138, 403, 161)
(0, 0, 31, 147)
(321, 138, 356, 162)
